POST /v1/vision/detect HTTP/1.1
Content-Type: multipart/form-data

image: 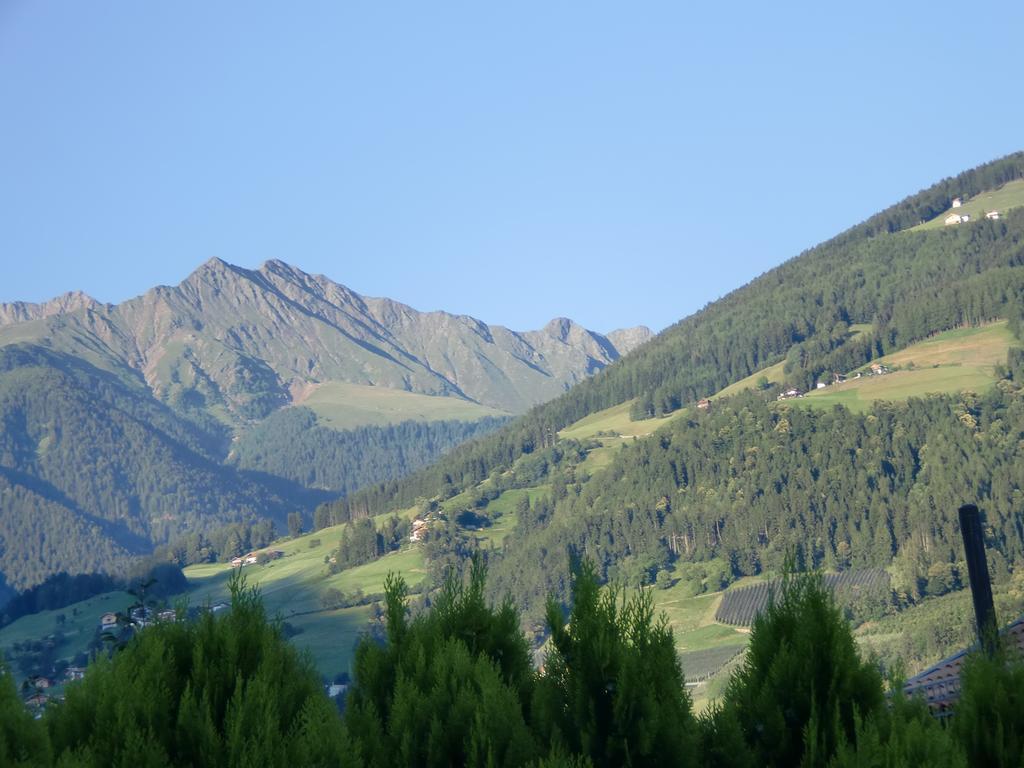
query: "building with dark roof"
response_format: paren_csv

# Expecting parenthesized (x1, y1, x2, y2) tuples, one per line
(902, 616, 1024, 716)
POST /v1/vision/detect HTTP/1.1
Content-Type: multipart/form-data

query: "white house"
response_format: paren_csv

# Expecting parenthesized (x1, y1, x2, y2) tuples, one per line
(986, 210, 1001, 220)
(945, 213, 971, 226)
(816, 382, 827, 390)
(952, 197, 963, 208)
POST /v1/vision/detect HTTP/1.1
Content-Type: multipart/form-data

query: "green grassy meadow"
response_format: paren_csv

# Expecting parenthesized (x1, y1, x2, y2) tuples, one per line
(181, 518, 430, 679)
(558, 400, 677, 442)
(0, 591, 134, 661)
(800, 322, 1015, 411)
(299, 380, 508, 429)
(713, 360, 786, 399)
(559, 400, 681, 478)
(910, 179, 1024, 231)
(800, 367, 996, 412)
(472, 486, 550, 546)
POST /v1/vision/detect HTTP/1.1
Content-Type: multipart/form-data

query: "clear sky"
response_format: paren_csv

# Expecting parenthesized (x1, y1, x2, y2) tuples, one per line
(2, 2, 1022, 334)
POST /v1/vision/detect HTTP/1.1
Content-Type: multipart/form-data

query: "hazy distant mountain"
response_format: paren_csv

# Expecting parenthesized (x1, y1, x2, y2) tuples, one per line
(0, 258, 651, 420)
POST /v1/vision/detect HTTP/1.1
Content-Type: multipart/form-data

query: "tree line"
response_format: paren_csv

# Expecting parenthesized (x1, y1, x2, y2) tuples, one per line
(3, 563, 1022, 767)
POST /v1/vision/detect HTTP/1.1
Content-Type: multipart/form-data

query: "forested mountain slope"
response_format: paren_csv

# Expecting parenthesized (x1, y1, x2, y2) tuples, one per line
(0, 345, 301, 592)
(332, 151, 1024, 520)
(296, 155, 1024, 691)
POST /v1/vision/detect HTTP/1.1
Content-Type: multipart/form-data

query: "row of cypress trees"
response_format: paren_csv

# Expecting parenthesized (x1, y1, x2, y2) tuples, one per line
(1, 564, 1021, 767)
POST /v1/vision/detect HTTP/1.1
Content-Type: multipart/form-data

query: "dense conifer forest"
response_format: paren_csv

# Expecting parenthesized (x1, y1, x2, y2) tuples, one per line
(483, 382, 1024, 621)
(230, 408, 508, 493)
(3, 566, 1020, 767)
(0, 342, 506, 592)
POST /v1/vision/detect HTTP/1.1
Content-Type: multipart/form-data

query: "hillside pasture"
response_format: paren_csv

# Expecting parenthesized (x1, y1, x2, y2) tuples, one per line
(800, 322, 1015, 411)
(186, 544, 427, 618)
(298, 380, 508, 429)
(801, 366, 995, 412)
(0, 591, 134, 666)
(880, 321, 1015, 369)
(558, 400, 677, 442)
(713, 361, 786, 399)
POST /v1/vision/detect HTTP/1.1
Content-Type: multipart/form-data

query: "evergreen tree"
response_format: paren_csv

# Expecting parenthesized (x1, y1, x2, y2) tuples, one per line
(533, 560, 698, 768)
(0, 663, 51, 767)
(952, 643, 1024, 767)
(717, 572, 884, 767)
(345, 561, 538, 767)
(829, 684, 965, 768)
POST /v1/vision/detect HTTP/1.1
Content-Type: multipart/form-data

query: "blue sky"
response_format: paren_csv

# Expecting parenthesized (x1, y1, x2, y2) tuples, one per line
(2, 2, 1022, 333)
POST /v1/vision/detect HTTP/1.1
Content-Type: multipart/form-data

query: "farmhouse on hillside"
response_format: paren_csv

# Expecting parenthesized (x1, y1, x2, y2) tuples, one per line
(945, 213, 972, 226)
(951, 197, 962, 208)
(64, 667, 86, 682)
(697, 398, 712, 410)
(986, 210, 1001, 220)
(410, 518, 429, 542)
(100, 612, 118, 629)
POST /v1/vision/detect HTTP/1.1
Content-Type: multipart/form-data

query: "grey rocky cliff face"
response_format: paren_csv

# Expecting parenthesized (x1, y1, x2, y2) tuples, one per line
(606, 326, 654, 356)
(0, 259, 643, 419)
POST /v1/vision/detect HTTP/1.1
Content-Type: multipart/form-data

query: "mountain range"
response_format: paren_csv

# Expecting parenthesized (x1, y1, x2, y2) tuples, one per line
(0, 260, 649, 596)
(0, 258, 650, 419)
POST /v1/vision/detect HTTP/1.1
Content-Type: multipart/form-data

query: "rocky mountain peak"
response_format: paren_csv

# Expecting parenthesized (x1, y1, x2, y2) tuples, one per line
(0, 290, 100, 327)
(606, 326, 654, 355)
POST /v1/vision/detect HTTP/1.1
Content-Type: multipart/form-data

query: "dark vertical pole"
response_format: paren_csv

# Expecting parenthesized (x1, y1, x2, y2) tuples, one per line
(958, 504, 998, 655)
